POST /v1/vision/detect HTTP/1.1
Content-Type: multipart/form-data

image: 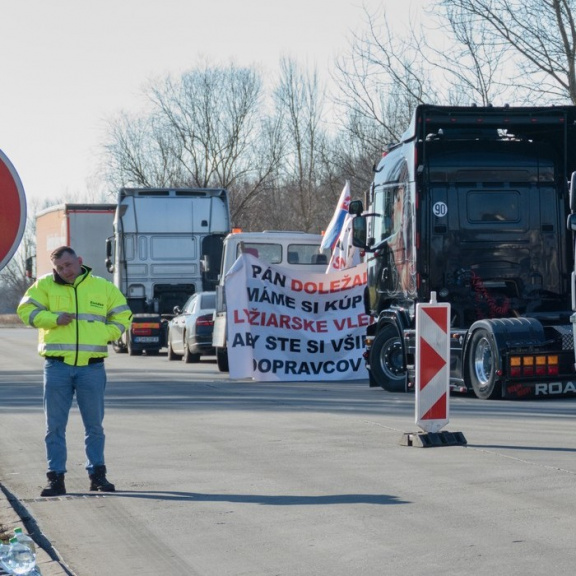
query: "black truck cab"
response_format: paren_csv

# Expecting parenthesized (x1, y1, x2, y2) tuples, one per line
(352, 105, 576, 399)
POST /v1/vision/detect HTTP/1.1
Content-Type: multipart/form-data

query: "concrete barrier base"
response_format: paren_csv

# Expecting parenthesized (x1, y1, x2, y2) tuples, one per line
(400, 430, 467, 448)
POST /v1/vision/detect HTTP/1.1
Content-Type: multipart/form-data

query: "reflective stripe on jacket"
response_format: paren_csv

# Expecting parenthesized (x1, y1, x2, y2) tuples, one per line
(17, 266, 132, 366)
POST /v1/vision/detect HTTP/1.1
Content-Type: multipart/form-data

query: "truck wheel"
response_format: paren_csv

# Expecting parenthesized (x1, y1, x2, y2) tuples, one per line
(112, 340, 126, 354)
(216, 348, 229, 372)
(367, 370, 380, 387)
(127, 336, 142, 356)
(467, 328, 501, 399)
(370, 325, 407, 392)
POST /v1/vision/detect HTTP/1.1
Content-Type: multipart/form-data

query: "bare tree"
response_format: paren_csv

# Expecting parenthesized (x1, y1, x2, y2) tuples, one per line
(102, 111, 186, 188)
(272, 58, 331, 232)
(0, 208, 36, 312)
(329, 5, 438, 197)
(441, 0, 576, 104)
(148, 64, 264, 188)
(333, 6, 435, 146)
(97, 1, 576, 236)
(222, 110, 285, 227)
(425, 4, 512, 106)
(328, 110, 381, 196)
(102, 62, 284, 226)
(329, 0, 548, 198)
(333, 2, 516, 139)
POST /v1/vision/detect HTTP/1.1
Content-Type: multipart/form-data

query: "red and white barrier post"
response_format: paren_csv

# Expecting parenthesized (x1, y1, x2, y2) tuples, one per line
(415, 292, 450, 433)
(401, 292, 466, 447)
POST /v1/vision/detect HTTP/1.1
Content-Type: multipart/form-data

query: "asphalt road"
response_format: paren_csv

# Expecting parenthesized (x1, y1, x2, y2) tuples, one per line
(1, 327, 576, 576)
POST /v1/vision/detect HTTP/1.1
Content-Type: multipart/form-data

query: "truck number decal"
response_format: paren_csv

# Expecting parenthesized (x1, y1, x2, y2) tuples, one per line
(433, 202, 448, 217)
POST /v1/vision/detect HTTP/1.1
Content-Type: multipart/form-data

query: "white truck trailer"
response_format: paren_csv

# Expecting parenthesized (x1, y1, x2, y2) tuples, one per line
(35, 203, 116, 279)
(105, 187, 230, 355)
(212, 230, 330, 371)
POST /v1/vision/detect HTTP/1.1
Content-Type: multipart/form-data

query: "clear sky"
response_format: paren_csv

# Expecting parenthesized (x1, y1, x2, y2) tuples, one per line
(0, 0, 423, 208)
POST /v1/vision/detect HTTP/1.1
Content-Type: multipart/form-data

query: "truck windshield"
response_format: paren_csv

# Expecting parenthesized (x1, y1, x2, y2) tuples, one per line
(236, 242, 327, 266)
(237, 243, 282, 264)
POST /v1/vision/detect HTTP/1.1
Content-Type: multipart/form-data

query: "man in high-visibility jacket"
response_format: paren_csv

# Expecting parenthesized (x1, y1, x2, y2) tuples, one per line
(18, 245, 132, 497)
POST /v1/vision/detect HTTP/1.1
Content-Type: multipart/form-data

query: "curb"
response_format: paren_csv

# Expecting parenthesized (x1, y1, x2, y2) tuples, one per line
(0, 483, 71, 576)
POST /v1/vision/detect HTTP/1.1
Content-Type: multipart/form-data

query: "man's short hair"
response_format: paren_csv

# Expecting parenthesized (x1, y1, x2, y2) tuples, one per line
(50, 246, 77, 262)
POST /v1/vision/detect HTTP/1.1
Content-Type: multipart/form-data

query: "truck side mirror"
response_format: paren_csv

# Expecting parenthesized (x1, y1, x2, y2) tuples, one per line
(25, 256, 35, 280)
(351, 216, 369, 249)
(200, 255, 210, 273)
(105, 237, 114, 273)
(349, 200, 364, 215)
(568, 213, 576, 231)
(570, 171, 576, 213)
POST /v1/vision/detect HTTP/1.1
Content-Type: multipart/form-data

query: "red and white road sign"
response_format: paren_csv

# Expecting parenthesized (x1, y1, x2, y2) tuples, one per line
(415, 294, 450, 433)
(0, 150, 26, 272)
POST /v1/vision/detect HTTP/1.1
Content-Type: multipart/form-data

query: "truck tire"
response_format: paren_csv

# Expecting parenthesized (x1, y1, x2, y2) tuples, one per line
(368, 371, 380, 388)
(467, 328, 501, 399)
(113, 340, 126, 354)
(127, 335, 142, 356)
(370, 325, 407, 392)
(216, 348, 229, 372)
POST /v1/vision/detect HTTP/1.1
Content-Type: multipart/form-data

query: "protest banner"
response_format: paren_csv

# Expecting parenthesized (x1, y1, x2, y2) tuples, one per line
(225, 253, 370, 381)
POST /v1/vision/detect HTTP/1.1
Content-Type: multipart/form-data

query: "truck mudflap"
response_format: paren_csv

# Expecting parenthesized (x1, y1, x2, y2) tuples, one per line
(504, 380, 576, 399)
(365, 315, 576, 399)
(490, 318, 576, 399)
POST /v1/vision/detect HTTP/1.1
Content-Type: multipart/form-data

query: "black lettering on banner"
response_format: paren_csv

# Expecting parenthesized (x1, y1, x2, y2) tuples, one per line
(306, 339, 325, 354)
(331, 334, 365, 352)
(251, 264, 286, 287)
(301, 300, 319, 313)
(246, 287, 296, 309)
(231, 333, 260, 348)
(252, 358, 363, 375)
(324, 295, 363, 312)
(265, 336, 301, 352)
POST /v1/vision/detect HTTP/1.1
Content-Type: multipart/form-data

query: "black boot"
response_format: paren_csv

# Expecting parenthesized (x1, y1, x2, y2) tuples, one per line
(40, 472, 66, 497)
(89, 465, 115, 492)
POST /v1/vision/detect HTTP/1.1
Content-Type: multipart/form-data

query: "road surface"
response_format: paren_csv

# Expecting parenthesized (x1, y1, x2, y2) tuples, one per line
(1, 327, 576, 575)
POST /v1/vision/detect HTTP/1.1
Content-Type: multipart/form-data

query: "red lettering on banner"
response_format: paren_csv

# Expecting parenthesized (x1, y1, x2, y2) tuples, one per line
(333, 314, 371, 330)
(331, 256, 346, 270)
(291, 271, 367, 294)
(233, 308, 328, 333)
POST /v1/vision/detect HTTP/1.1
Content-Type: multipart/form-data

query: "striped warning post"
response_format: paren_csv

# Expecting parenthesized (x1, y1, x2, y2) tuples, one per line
(415, 293, 450, 434)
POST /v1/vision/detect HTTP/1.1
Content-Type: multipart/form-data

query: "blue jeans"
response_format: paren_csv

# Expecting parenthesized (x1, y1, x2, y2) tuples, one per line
(43, 359, 107, 475)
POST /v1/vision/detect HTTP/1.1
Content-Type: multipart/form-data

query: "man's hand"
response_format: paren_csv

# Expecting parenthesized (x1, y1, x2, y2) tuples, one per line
(57, 313, 75, 326)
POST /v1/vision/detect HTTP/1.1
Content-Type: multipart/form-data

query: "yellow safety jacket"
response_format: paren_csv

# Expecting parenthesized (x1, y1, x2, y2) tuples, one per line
(17, 266, 132, 366)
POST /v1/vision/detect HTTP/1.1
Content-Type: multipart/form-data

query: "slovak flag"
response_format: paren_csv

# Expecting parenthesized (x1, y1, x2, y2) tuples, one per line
(326, 212, 362, 273)
(320, 180, 351, 252)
